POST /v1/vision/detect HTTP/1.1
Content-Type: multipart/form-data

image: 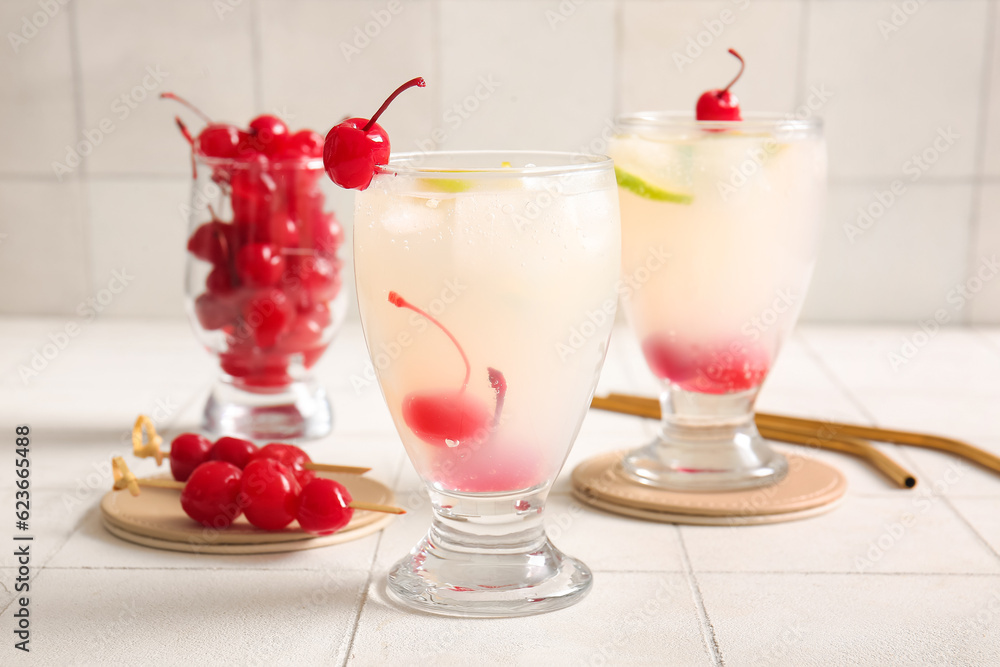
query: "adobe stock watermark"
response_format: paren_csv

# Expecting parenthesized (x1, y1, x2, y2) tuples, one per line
(887, 255, 999, 370)
(18, 269, 135, 384)
(717, 84, 833, 202)
(410, 75, 502, 158)
(741, 289, 796, 341)
(349, 278, 466, 394)
(52, 65, 169, 180)
(60, 393, 180, 514)
(546, 0, 588, 31)
(843, 126, 958, 243)
(556, 245, 668, 361)
(672, 0, 751, 72)
(575, 574, 688, 666)
(340, 0, 405, 63)
(212, 0, 249, 21)
(878, 0, 927, 41)
(854, 459, 965, 572)
(7, 0, 70, 55)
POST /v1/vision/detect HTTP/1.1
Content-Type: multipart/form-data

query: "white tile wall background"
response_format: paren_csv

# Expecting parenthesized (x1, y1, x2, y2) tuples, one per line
(0, 0, 997, 323)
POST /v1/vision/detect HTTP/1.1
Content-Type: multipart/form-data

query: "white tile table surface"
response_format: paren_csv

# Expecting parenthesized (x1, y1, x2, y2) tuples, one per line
(1, 318, 999, 665)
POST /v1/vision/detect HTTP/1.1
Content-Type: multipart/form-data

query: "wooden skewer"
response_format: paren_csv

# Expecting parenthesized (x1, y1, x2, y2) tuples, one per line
(304, 462, 372, 475)
(592, 394, 918, 489)
(130, 416, 371, 475)
(111, 457, 404, 514)
(348, 501, 407, 515)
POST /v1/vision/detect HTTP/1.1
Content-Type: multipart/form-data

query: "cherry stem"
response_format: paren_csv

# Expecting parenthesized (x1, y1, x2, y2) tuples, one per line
(721, 48, 745, 96)
(207, 204, 238, 284)
(174, 116, 197, 179)
(488, 367, 507, 428)
(160, 92, 213, 124)
(388, 290, 470, 389)
(362, 77, 426, 134)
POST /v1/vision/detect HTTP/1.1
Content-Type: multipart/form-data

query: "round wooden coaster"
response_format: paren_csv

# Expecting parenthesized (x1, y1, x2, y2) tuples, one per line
(101, 472, 397, 554)
(572, 451, 846, 526)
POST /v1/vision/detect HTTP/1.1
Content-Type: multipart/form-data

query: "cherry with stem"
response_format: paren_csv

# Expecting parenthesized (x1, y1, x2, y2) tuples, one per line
(696, 48, 745, 122)
(387, 290, 506, 448)
(323, 77, 426, 190)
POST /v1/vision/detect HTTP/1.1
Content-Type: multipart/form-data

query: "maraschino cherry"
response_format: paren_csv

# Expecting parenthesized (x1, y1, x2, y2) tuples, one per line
(254, 442, 316, 486)
(296, 478, 354, 535)
(209, 436, 259, 469)
(388, 291, 506, 448)
(179, 461, 244, 528)
(696, 48, 745, 121)
(323, 77, 425, 190)
(169, 433, 213, 482)
(239, 458, 301, 530)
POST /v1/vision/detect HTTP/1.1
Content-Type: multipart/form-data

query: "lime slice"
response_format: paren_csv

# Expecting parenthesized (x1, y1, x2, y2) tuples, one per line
(614, 167, 693, 204)
(416, 178, 473, 193)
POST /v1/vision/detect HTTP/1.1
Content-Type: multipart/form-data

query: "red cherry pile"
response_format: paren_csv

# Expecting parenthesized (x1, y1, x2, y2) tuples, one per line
(168, 434, 359, 533)
(164, 93, 344, 389)
(696, 48, 745, 122)
(387, 291, 506, 448)
(322, 77, 425, 190)
(641, 336, 769, 394)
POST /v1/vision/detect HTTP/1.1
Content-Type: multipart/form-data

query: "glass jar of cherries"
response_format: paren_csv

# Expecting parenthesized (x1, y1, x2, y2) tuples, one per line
(173, 100, 346, 440)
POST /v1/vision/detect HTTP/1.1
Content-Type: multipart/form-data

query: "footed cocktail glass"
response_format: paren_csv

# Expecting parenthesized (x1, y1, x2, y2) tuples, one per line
(609, 114, 825, 491)
(355, 151, 620, 616)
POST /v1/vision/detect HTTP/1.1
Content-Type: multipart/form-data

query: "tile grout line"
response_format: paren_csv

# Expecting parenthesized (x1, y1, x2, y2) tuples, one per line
(32, 383, 211, 570)
(794, 330, 878, 426)
(964, 0, 997, 325)
(433, 0, 443, 126)
(250, 0, 264, 111)
(30, 566, 1000, 576)
(66, 0, 94, 299)
(341, 530, 383, 667)
(798, 328, 1000, 566)
(66, 1, 87, 181)
(794, 330, 927, 471)
(793, 0, 811, 107)
(0, 567, 47, 617)
(676, 526, 725, 667)
(936, 494, 1000, 565)
(613, 0, 623, 118)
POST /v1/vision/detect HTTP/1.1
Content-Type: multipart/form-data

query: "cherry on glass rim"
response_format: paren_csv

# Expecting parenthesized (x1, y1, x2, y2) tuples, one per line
(695, 48, 745, 122)
(323, 77, 426, 190)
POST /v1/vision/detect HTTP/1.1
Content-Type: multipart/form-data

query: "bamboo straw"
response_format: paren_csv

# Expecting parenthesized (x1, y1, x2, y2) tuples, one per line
(592, 394, 918, 488)
(755, 412, 1000, 477)
(601, 394, 1000, 477)
(757, 425, 915, 488)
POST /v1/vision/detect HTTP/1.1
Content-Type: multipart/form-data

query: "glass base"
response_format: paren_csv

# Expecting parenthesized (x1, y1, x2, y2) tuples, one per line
(201, 378, 332, 441)
(620, 386, 788, 492)
(386, 489, 592, 617)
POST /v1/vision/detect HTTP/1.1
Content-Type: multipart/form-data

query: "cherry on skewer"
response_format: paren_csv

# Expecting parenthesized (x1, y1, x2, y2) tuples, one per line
(111, 457, 403, 532)
(130, 416, 371, 481)
(323, 77, 425, 190)
(696, 48, 745, 122)
(387, 291, 507, 448)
